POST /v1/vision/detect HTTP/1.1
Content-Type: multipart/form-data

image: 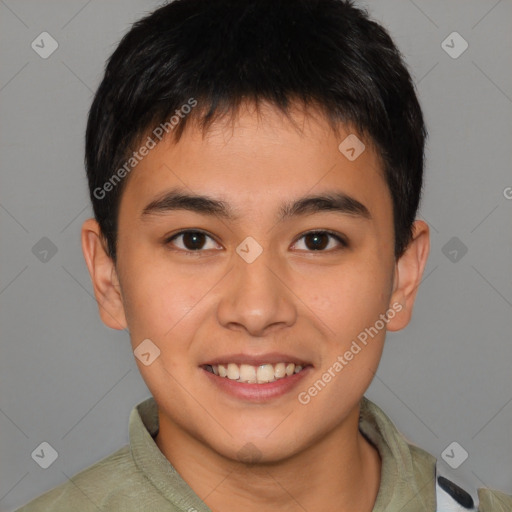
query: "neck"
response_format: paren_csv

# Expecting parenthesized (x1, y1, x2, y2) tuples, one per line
(155, 403, 381, 512)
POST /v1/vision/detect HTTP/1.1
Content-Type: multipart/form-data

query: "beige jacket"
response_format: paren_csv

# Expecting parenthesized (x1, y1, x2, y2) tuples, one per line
(16, 396, 512, 511)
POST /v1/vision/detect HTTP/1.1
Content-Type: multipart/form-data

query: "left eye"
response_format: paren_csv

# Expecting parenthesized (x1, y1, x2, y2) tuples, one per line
(166, 231, 221, 251)
(292, 231, 347, 251)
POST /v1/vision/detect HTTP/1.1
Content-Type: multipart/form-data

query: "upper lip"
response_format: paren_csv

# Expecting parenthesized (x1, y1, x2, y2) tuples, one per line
(201, 352, 312, 367)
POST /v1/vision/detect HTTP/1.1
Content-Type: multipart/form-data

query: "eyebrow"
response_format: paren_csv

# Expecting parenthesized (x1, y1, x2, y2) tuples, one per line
(141, 187, 371, 221)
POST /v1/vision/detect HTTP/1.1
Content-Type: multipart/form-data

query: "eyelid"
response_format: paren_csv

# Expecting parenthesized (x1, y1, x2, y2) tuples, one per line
(164, 229, 223, 251)
(291, 230, 348, 251)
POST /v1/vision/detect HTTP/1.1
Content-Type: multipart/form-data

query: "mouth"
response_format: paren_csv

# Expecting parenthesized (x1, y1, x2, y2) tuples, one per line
(202, 362, 306, 384)
(200, 354, 313, 401)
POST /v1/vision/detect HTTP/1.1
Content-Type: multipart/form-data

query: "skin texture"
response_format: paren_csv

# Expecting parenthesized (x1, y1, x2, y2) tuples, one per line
(82, 103, 429, 512)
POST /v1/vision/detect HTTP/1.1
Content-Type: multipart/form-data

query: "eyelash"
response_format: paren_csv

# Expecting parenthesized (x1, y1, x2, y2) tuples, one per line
(164, 229, 348, 253)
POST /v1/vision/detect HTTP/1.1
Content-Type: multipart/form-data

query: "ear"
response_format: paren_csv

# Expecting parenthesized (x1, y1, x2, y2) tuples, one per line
(386, 220, 430, 331)
(81, 218, 127, 330)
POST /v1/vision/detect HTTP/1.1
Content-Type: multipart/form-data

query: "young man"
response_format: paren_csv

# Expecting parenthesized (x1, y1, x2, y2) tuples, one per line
(16, 0, 511, 511)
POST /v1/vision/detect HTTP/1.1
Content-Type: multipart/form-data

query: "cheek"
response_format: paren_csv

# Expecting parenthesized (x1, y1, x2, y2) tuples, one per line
(118, 251, 216, 342)
(295, 260, 393, 339)
(308, 293, 333, 313)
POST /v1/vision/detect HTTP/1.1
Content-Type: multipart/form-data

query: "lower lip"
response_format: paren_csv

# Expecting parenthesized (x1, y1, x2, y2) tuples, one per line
(201, 366, 312, 402)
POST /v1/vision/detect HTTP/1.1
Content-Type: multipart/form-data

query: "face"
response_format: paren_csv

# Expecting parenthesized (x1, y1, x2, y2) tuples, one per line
(83, 103, 426, 464)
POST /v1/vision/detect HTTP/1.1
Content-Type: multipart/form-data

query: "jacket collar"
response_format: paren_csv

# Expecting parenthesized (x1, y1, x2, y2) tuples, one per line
(359, 397, 437, 511)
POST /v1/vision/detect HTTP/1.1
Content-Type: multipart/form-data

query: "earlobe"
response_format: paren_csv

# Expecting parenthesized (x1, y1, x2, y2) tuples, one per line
(386, 220, 430, 332)
(81, 218, 128, 330)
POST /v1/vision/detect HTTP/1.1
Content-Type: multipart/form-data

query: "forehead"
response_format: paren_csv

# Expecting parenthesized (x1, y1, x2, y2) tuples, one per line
(119, 103, 391, 224)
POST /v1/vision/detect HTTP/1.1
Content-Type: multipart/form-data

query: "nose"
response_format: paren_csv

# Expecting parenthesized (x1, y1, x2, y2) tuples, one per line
(216, 249, 297, 337)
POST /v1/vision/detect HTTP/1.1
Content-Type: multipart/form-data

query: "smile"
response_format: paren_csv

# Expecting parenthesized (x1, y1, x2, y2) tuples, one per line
(204, 362, 305, 384)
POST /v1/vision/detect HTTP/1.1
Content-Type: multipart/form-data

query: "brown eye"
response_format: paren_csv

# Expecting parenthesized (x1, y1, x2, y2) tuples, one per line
(181, 232, 206, 250)
(292, 231, 347, 252)
(166, 230, 221, 251)
(304, 232, 330, 250)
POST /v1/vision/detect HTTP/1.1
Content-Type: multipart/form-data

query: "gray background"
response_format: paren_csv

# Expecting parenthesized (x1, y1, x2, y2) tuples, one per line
(1, 0, 511, 510)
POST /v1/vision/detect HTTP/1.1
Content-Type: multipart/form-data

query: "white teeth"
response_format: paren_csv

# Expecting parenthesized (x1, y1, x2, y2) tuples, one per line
(274, 362, 286, 379)
(227, 363, 240, 380)
(256, 364, 275, 383)
(208, 362, 306, 383)
(239, 364, 257, 383)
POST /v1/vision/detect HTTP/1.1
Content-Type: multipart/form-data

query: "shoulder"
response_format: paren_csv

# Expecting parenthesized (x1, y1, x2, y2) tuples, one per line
(14, 445, 148, 511)
(477, 488, 512, 512)
(436, 475, 512, 512)
(360, 397, 512, 512)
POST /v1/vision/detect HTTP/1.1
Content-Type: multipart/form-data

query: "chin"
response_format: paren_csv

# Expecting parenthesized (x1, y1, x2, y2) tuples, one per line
(210, 430, 308, 466)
